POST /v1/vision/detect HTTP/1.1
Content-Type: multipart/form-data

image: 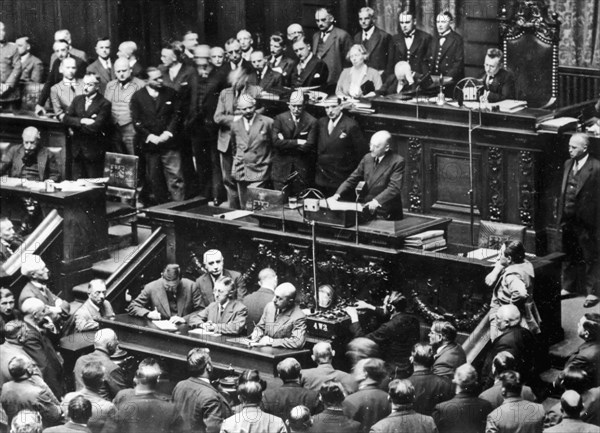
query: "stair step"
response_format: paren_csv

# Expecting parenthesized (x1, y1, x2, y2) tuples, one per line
(72, 283, 89, 299)
(92, 245, 139, 278)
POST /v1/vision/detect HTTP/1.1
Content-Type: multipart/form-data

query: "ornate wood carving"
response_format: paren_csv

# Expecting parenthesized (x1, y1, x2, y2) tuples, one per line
(487, 147, 504, 222)
(407, 137, 423, 213)
(499, 1, 560, 43)
(518, 150, 535, 227)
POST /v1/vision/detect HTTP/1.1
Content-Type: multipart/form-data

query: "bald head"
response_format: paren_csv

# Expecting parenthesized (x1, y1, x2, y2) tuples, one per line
(369, 130, 392, 158)
(497, 304, 521, 330)
(22, 127, 40, 151)
(21, 297, 45, 316)
(394, 61, 414, 84)
(561, 390, 583, 418)
(117, 41, 137, 59)
(258, 268, 278, 289)
(274, 282, 296, 311)
(54, 29, 72, 43)
(94, 328, 118, 354)
(287, 23, 304, 41)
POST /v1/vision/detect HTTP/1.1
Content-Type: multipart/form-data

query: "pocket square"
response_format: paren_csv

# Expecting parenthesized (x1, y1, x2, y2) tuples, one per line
(166, 101, 172, 105)
(339, 132, 347, 139)
(181, 82, 189, 86)
(314, 73, 320, 78)
(300, 131, 308, 136)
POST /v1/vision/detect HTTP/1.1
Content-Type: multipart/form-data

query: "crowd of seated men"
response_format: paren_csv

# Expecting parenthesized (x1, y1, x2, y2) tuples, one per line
(0, 244, 599, 432)
(0, 5, 519, 212)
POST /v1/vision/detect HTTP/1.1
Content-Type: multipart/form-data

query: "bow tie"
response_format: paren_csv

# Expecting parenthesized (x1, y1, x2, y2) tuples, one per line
(488, 75, 495, 80)
(404, 31, 415, 38)
(321, 29, 332, 37)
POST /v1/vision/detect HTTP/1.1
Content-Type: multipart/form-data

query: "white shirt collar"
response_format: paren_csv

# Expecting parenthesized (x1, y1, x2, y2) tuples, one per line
(299, 53, 314, 69)
(169, 63, 182, 80)
(244, 113, 257, 129)
(21, 53, 31, 62)
(363, 26, 375, 40)
(575, 153, 589, 171)
(99, 57, 111, 70)
(329, 114, 343, 129)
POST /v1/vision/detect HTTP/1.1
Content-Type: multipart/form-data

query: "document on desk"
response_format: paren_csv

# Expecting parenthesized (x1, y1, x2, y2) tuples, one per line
(226, 337, 254, 346)
(320, 199, 363, 212)
(188, 328, 220, 336)
(213, 210, 254, 220)
(152, 320, 178, 331)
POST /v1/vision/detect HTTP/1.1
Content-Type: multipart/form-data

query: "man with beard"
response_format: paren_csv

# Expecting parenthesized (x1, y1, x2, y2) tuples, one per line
(0, 219, 21, 269)
(0, 127, 60, 182)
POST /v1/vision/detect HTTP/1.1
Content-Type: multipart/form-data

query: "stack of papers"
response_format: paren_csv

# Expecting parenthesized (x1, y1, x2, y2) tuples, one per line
(495, 99, 527, 113)
(152, 320, 178, 331)
(405, 230, 447, 251)
(320, 199, 362, 212)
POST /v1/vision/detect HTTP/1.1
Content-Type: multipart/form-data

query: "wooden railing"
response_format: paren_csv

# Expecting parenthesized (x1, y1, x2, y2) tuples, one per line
(558, 66, 600, 108)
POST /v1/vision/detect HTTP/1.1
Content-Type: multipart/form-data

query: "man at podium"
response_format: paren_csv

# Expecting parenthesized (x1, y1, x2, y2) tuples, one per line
(329, 130, 404, 220)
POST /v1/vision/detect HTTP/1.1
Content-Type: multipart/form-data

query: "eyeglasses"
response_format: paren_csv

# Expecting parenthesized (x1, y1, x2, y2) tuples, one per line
(206, 260, 222, 266)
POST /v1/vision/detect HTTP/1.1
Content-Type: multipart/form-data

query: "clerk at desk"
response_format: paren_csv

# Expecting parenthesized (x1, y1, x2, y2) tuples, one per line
(329, 130, 404, 220)
(0, 126, 61, 182)
(479, 48, 515, 103)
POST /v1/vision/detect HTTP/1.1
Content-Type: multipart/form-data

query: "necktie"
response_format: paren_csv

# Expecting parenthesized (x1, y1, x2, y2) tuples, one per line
(363, 32, 369, 41)
(572, 161, 579, 174)
(375, 157, 380, 166)
(85, 98, 92, 111)
(245, 119, 250, 132)
(328, 120, 334, 134)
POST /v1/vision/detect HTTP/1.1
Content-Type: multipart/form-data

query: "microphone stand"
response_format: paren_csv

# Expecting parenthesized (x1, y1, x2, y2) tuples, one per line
(281, 184, 289, 233)
(355, 194, 360, 245)
(311, 219, 318, 309)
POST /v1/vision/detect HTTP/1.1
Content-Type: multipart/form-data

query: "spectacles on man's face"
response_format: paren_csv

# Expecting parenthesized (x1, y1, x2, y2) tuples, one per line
(206, 259, 222, 266)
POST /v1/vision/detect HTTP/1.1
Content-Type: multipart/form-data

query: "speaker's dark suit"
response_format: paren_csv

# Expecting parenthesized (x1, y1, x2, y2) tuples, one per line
(430, 30, 464, 82)
(271, 110, 318, 190)
(336, 151, 404, 220)
(62, 93, 111, 178)
(127, 277, 201, 320)
(432, 341, 467, 380)
(290, 55, 329, 91)
(388, 29, 433, 76)
(481, 68, 516, 102)
(0, 145, 60, 181)
(315, 115, 367, 195)
(353, 27, 392, 72)
(248, 67, 283, 92)
(86, 59, 115, 94)
(268, 54, 297, 86)
(557, 156, 600, 297)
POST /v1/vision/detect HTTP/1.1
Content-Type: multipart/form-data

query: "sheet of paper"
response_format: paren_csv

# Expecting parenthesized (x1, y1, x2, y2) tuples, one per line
(213, 210, 254, 220)
(152, 320, 178, 331)
(319, 198, 362, 212)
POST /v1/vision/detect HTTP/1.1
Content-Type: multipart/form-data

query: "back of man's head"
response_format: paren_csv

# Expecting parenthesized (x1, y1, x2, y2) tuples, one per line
(356, 357, 387, 384)
(287, 405, 312, 432)
(10, 409, 42, 433)
(20, 297, 44, 317)
(68, 395, 92, 424)
(135, 358, 161, 388)
(8, 355, 30, 380)
(411, 343, 434, 368)
(319, 380, 346, 407)
(453, 363, 479, 394)
(560, 390, 583, 419)
(277, 357, 301, 381)
(81, 360, 106, 390)
(93, 328, 118, 352)
(388, 379, 415, 406)
(497, 304, 521, 327)
(312, 342, 333, 364)
(187, 348, 211, 377)
(492, 351, 516, 376)
(237, 380, 263, 404)
(4, 320, 25, 341)
(500, 370, 522, 397)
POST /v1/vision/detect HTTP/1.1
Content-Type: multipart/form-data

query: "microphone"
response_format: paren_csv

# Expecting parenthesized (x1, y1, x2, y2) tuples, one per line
(285, 170, 299, 185)
(355, 181, 366, 197)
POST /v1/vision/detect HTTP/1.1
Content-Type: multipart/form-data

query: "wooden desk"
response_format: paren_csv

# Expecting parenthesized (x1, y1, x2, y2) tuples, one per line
(0, 113, 69, 179)
(0, 183, 108, 296)
(98, 315, 311, 377)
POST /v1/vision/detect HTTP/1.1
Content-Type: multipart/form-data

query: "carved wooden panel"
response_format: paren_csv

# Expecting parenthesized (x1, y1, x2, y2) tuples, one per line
(488, 147, 504, 221)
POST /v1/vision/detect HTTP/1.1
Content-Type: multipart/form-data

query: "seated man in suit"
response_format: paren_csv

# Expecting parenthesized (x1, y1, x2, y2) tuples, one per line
(127, 264, 201, 324)
(243, 267, 278, 333)
(0, 126, 60, 182)
(290, 37, 328, 92)
(15, 36, 43, 83)
(188, 277, 248, 335)
(268, 32, 296, 85)
(73, 279, 115, 332)
(564, 313, 600, 387)
(196, 248, 246, 307)
(330, 130, 404, 220)
(479, 48, 515, 103)
(249, 282, 306, 349)
(271, 90, 318, 192)
(376, 61, 432, 97)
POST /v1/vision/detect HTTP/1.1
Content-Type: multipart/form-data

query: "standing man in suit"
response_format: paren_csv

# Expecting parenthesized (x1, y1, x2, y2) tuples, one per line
(0, 22, 22, 110)
(558, 133, 600, 308)
(428, 320, 467, 380)
(388, 10, 432, 77)
(86, 37, 114, 94)
(62, 72, 111, 179)
(286, 23, 305, 61)
(480, 48, 515, 103)
(49, 29, 88, 66)
(243, 267, 277, 333)
(301, 342, 358, 394)
(15, 36, 43, 83)
(117, 41, 144, 78)
(196, 249, 246, 307)
(271, 90, 318, 191)
(237, 29, 254, 62)
(249, 282, 307, 349)
(172, 348, 232, 433)
(330, 130, 403, 220)
(188, 277, 248, 335)
(312, 8, 353, 91)
(127, 263, 201, 323)
(249, 49, 282, 92)
(36, 39, 87, 114)
(20, 297, 65, 399)
(221, 38, 253, 79)
(268, 33, 296, 85)
(316, 99, 367, 197)
(430, 11, 464, 86)
(49, 57, 83, 120)
(354, 7, 391, 74)
(229, 95, 273, 209)
(131, 67, 185, 203)
(290, 37, 329, 91)
(181, 30, 199, 64)
(73, 279, 115, 332)
(104, 57, 145, 155)
(0, 126, 60, 182)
